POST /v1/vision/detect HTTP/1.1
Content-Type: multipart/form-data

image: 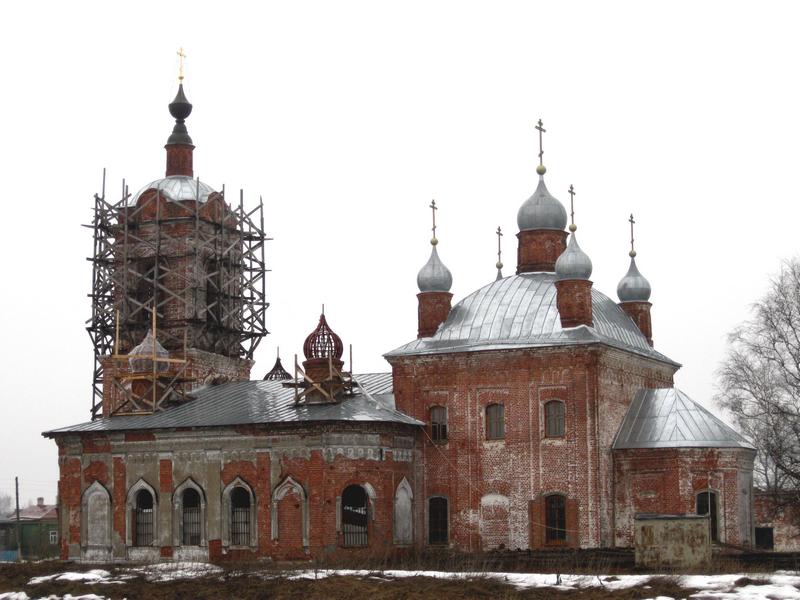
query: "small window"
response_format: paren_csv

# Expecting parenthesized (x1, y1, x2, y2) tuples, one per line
(49, 530, 57, 545)
(545, 494, 566, 543)
(430, 406, 447, 442)
(134, 489, 154, 546)
(341, 485, 369, 547)
(428, 497, 448, 544)
(230, 487, 251, 546)
(544, 400, 565, 438)
(486, 403, 505, 440)
(182, 488, 202, 546)
(755, 527, 774, 550)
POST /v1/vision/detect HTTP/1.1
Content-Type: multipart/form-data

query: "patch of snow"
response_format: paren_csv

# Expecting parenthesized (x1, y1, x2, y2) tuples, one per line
(125, 561, 223, 582)
(28, 571, 110, 585)
(0, 593, 30, 600)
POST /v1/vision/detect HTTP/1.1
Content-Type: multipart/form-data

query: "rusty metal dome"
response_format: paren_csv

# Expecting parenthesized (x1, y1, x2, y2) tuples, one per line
(264, 356, 292, 381)
(303, 314, 344, 360)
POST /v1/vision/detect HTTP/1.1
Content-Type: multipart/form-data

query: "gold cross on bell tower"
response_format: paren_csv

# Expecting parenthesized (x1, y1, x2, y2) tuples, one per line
(177, 47, 187, 82)
(429, 199, 438, 245)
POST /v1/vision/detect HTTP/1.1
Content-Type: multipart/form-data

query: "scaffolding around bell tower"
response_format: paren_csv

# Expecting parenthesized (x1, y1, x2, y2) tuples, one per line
(86, 170, 269, 419)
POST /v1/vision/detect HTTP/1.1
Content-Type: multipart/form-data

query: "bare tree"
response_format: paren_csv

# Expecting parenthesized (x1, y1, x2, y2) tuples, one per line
(0, 492, 11, 517)
(716, 258, 800, 504)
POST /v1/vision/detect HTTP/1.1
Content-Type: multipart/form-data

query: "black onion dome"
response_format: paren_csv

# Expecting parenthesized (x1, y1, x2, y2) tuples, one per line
(264, 356, 292, 381)
(303, 314, 344, 360)
(167, 84, 193, 145)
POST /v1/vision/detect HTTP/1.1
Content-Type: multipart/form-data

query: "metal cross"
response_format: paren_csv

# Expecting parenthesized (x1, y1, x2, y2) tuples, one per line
(568, 184, 576, 227)
(536, 119, 546, 166)
(496, 226, 503, 263)
(629, 213, 636, 254)
(177, 47, 187, 82)
(430, 199, 438, 239)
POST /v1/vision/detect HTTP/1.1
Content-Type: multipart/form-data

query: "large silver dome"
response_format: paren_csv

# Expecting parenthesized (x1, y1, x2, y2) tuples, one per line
(129, 175, 216, 206)
(517, 176, 568, 231)
(417, 246, 453, 292)
(617, 257, 652, 302)
(555, 233, 592, 281)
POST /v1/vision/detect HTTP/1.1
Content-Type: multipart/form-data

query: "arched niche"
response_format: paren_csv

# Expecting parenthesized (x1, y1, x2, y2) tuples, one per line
(393, 477, 413, 545)
(81, 481, 112, 550)
(270, 476, 309, 548)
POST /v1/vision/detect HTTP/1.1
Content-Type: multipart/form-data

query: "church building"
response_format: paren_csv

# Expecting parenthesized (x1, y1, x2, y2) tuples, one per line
(44, 82, 756, 562)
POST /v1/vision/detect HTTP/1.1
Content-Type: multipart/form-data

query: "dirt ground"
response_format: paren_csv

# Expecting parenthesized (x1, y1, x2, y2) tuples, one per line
(0, 561, 701, 600)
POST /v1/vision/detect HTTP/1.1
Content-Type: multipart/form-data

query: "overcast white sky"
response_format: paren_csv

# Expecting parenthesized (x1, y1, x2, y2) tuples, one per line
(1, 1, 798, 505)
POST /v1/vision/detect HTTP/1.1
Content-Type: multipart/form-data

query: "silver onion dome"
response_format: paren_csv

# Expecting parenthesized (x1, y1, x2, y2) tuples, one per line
(517, 176, 568, 231)
(417, 245, 453, 292)
(555, 233, 593, 281)
(617, 256, 652, 302)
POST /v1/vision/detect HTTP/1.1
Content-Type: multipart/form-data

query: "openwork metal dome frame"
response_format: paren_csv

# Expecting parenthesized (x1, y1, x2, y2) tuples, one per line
(302, 314, 343, 360)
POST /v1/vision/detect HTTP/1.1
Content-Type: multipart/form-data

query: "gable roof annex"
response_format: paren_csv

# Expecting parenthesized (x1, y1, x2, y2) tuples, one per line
(613, 387, 755, 450)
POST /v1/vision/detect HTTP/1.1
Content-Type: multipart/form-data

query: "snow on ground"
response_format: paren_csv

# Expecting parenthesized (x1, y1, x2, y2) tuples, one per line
(6, 566, 800, 599)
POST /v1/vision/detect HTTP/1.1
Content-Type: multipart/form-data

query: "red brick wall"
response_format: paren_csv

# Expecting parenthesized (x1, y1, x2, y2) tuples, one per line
(389, 345, 677, 550)
(417, 292, 452, 338)
(754, 492, 800, 551)
(613, 447, 755, 547)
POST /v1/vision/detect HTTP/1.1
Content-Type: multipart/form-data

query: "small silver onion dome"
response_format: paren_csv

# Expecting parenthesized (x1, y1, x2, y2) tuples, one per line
(517, 175, 568, 231)
(417, 245, 453, 292)
(555, 233, 593, 280)
(617, 256, 651, 302)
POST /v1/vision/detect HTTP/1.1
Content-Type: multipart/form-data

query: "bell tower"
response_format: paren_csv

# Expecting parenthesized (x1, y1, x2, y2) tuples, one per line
(86, 70, 268, 418)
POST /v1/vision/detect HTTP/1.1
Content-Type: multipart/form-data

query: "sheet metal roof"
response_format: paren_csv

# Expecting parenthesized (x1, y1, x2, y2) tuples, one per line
(386, 273, 679, 366)
(613, 388, 754, 450)
(45, 373, 421, 436)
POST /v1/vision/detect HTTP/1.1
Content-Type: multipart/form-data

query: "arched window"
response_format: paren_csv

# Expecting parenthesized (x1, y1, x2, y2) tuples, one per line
(544, 400, 565, 438)
(545, 494, 566, 543)
(341, 485, 368, 547)
(134, 489, 154, 546)
(696, 490, 719, 542)
(182, 488, 202, 546)
(430, 406, 447, 442)
(230, 487, 251, 546)
(428, 497, 448, 545)
(486, 403, 505, 440)
(222, 478, 255, 547)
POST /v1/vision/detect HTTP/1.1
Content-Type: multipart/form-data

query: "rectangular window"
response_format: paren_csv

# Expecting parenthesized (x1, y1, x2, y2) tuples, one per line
(49, 530, 58, 545)
(545, 495, 567, 542)
(486, 404, 505, 440)
(545, 401, 565, 437)
(430, 406, 448, 442)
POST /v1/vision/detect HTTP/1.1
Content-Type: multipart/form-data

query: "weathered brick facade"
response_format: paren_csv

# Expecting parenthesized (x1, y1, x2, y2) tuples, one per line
(55, 423, 417, 562)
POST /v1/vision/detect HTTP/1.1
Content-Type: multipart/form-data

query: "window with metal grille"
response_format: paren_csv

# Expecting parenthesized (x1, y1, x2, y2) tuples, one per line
(428, 497, 448, 544)
(544, 400, 565, 438)
(545, 494, 566, 543)
(182, 488, 202, 546)
(430, 406, 447, 442)
(486, 403, 505, 440)
(341, 485, 368, 547)
(133, 489, 154, 546)
(230, 487, 251, 546)
(696, 490, 718, 542)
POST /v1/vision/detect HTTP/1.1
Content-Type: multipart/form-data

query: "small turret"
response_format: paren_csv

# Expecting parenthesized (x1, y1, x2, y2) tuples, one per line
(617, 214, 653, 346)
(417, 200, 453, 338)
(516, 120, 568, 273)
(554, 185, 594, 328)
